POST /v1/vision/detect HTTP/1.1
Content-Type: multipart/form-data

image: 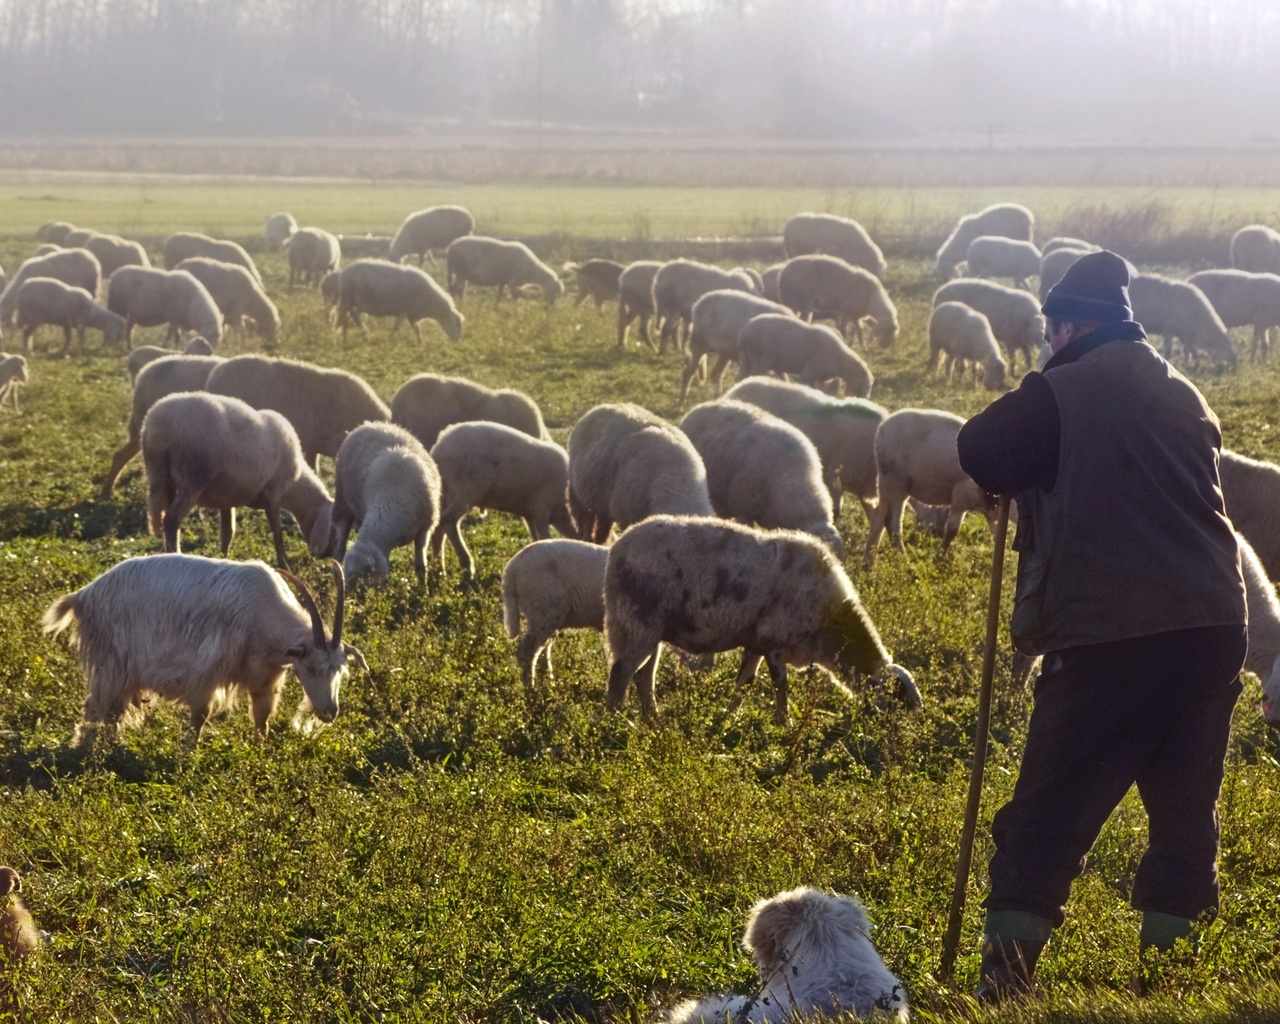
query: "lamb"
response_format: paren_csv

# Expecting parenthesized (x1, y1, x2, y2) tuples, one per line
(36, 221, 75, 245)
(15, 277, 126, 356)
(429, 421, 577, 580)
(935, 202, 1035, 278)
(331, 422, 442, 586)
(125, 336, 215, 383)
(1219, 449, 1280, 580)
(107, 266, 223, 349)
(388, 205, 475, 266)
(737, 313, 873, 398)
(0, 867, 40, 961)
(679, 399, 843, 556)
(0, 354, 28, 411)
(445, 236, 563, 304)
(1186, 269, 1280, 361)
(651, 260, 761, 353)
(783, 213, 887, 279)
(1129, 273, 1237, 368)
(680, 290, 794, 400)
(175, 256, 279, 342)
(603, 515, 919, 722)
(264, 212, 298, 252)
(0, 248, 102, 325)
(390, 373, 549, 449)
(934, 278, 1046, 372)
(287, 227, 342, 288)
(760, 263, 785, 302)
(1230, 224, 1280, 275)
(778, 255, 899, 348)
(43, 555, 364, 740)
(336, 258, 464, 342)
(928, 300, 1008, 391)
(865, 408, 995, 568)
(1236, 533, 1280, 728)
(83, 232, 151, 277)
(565, 258, 624, 310)
(567, 403, 714, 543)
(161, 232, 263, 284)
(204, 354, 391, 470)
(616, 260, 662, 349)
(964, 235, 1042, 291)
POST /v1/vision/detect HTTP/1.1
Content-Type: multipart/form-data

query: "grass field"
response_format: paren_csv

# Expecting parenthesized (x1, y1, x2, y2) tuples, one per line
(2, 186, 1280, 1022)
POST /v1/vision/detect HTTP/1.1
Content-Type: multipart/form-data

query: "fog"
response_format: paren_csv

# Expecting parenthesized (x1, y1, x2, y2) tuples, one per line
(1, 0, 1276, 142)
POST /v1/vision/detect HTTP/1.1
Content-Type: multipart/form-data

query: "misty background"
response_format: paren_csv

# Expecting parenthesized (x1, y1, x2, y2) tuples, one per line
(0, 0, 1275, 142)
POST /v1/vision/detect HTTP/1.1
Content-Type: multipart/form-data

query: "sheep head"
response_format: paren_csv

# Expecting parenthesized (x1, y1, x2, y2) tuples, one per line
(277, 561, 366, 722)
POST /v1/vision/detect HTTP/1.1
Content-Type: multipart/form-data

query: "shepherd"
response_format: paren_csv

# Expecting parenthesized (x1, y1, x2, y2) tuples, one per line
(955, 250, 1247, 1001)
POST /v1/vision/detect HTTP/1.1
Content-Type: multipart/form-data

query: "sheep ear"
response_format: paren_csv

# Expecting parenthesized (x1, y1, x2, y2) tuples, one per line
(285, 643, 308, 659)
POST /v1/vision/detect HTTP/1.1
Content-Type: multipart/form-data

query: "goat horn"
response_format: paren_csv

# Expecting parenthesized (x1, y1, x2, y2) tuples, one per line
(328, 558, 346, 647)
(277, 568, 327, 649)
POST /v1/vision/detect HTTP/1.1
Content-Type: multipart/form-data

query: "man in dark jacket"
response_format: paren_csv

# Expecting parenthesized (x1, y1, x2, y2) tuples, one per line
(956, 250, 1247, 1001)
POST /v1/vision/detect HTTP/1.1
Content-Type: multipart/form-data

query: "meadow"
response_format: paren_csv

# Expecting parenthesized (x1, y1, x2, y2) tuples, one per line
(2, 188, 1280, 1023)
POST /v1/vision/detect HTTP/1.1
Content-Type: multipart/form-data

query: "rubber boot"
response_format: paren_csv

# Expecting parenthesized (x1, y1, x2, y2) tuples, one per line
(1133, 912, 1197, 996)
(975, 911, 1052, 1004)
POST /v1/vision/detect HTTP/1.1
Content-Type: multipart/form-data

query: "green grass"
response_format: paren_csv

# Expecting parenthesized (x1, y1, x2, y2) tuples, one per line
(3, 203, 1280, 1022)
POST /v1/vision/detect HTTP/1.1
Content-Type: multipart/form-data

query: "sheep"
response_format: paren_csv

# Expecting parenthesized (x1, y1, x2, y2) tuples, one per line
(864, 408, 995, 568)
(616, 260, 662, 349)
(15, 277, 126, 356)
(964, 235, 1041, 291)
(390, 373, 549, 450)
(141, 392, 331, 566)
(935, 202, 1035, 278)
(319, 270, 342, 311)
(43, 555, 364, 740)
(680, 290, 794, 400)
(760, 262, 785, 302)
(603, 515, 919, 723)
(63, 228, 96, 248)
(0, 248, 102, 326)
(1235, 533, 1280, 728)
(388, 205, 475, 266)
(335, 258, 464, 342)
(933, 278, 1046, 372)
(501, 539, 610, 694)
(331, 422, 442, 586)
(565, 258, 624, 310)
(175, 256, 280, 342)
(1219, 449, 1280, 581)
(651, 260, 760, 353)
(445, 236, 562, 305)
(679, 399, 843, 556)
(106, 266, 223, 349)
(204, 354, 391, 470)
(0, 866, 39, 961)
(1129, 273, 1237, 368)
(0, 354, 29, 411)
(723, 377, 887, 519)
(161, 232, 262, 284)
(1038, 245, 1094, 301)
(740, 267, 765, 294)
(265, 212, 298, 252)
(36, 220, 75, 245)
(1186, 269, 1280, 361)
(82, 232, 151, 277)
(1041, 236, 1097, 255)
(783, 213, 887, 278)
(33, 244, 59, 258)
(287, 227, 342, 288)
(778, 255, 899, 348)
(737, 313, 873, 398)
(567, 403, 714, 543)
(928, 300, 1008, 391)
(125, 336, 215, 383)
(1230, 224, 1280, 275)
(99, 354, 225, 498)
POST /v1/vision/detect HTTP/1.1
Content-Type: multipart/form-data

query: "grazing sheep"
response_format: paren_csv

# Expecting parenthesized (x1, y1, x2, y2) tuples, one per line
(287, 227, 342, 288)
(0, 248, 102, 325)
(34, 244, 59, 257)
(865, 408, 994, 568)
(36, 221, 75, 245)
(1220, 449, 1280, 580)
(1042, 236, 1097, 255)
(63, 228, 96, 248)
(83, 232, 151, 277)
(390, 373, 548, 449)
(935, 202, 1035, 278)
(389, 205, 475, 266)
(1129, 273, 1237, 368)
(0, 866, 40, 961)
(15, 277, 126, 356)
(205, 354, 390, 470)
(445, 236, 562, 304)
(778, 255, 899, 348)
(319, 270, 342, 311)
(331, 422, 442, 587)
(125, 336, 215, 383)
(1187, 269, 1280, 361)
(616, 260, 662, 349)
(680, 289, 794, 400)
(336, 258, 464, 342)
(568, 403, 714, 543)
(0, 354, 29, 411)
(264, 212, 298, 252)
(1230, 224, 1280, 275)
(603, 516, 919, 722)
(106, 266, 224, 349)
(1236, 534, 1280, 729)
(964, 235, 1041, 291)
(737, 313, 873, 398)
(679, 399, 843, 556)
(1038, 246, 1093, 301)
(565, 258, 624, 310)
(176, 257, 280, 342)
(760, 262, 785, 302)
(161, 232, 262, 284)
(501, 539, 610, 693)
(933, 278, 1046, 372)
(652, 260, 761, 353)
(43, 555, 364, 740)
(783, 213, 888, 279)
(928, 300, 1008, 391)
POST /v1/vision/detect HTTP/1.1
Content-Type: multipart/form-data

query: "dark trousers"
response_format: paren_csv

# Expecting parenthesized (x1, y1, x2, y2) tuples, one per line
(985, 623, 1247, 928)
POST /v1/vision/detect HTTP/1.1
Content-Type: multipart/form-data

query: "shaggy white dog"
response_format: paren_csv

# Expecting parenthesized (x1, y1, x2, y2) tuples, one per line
(668, 887, 908, 1022)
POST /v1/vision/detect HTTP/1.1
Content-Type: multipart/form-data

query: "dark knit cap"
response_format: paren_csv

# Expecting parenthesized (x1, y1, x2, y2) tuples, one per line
(1041, 249, 1132, 323)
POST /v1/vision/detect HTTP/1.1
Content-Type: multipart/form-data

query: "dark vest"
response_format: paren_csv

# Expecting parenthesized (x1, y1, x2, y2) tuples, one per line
(1011, 339, 1245, 655)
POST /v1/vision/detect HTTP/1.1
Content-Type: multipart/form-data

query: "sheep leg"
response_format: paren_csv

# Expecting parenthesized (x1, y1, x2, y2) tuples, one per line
(616, 302, 633, 348)
(78, 322, 88, 355)
(517, 630, 551, 693)
(59, 324, 74, 357)
(266, 504, 289, 568)
(442, 516, 476, 580)
(591, 514, 614, 545)
(188, 700, 212, 737)
(414, 527, 428, 585)
(639, 314, 654, 351)
(634, 647, 662, 720)
(606, 650, 652, 713)
(708, 354, 732, 395)
(679, 353, 706, 402)
(162, 493, 197, 553)
(220, 507, 237, 556)
(524, 515, 550, 541)
(941, 503, 968, 552)
(390, 315, 404, 337)
(495, 284, 505, 303)
(764, 651, 790, 725)
(725, 652, 763, 714)
(408, 320, 423, 344)
(250, 685, 280, 738)
(574, 289, 588, 307)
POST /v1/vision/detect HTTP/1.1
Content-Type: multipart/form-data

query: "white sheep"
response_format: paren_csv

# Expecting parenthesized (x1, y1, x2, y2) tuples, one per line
(1041, 236, 1097, 255)
(933, 278, 1046, 372)
(287, 227, 342, 288)
(928, 300, 1008, 391)
(125, 336, 215, 384)
(1220, 449, 1280, 581)
(737, 313, 873, 398)
(430, 421, 577, 580)
(0, 353, 28, 411)
(389, 206, 475, 266)
(331, 422, 442, 587)
(63, 228, 95, 248)
(565, 258, 624, 310)
(651, 260, 761, 353)
(760, 263, 785, 302)
(36, 221, 75, 245)
(43, 555, 364, 740)
(778, 255, 899, 348)
(1230, 224, 1280, 275)
(175, 257, 280, 343)
(33, 244, 60, 257)
(1186, 269, 1280, 361)
(1129, 273, 1237, 368)
(964, 235, 1041, 290)
(0, 248, 102, 325)
(106, 266, 224, 349)
(680, 289, 794, 400)
(616, 260, 662, 349)
(15, 277, 126, 356)
(935, 203, 1035, 278)
(1038, 245, 1093, 301)
(161, 232, 262, 285)
(390, 373, 549, 449)
(83, 233, 151, 277)
(264, 213, 298, 252)
(336, 258, 464, 342)
(783, 213, 887, 278)
(320, 271, 342, 311)
(679, 399, 843, 556)
(1234, 533, 1280, 725)
(603, 515, 919, 723)
(445, 236, 563, 304)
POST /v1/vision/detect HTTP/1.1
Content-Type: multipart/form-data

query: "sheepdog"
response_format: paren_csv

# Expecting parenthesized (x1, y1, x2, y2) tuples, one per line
(668, 887, 908, 1022)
